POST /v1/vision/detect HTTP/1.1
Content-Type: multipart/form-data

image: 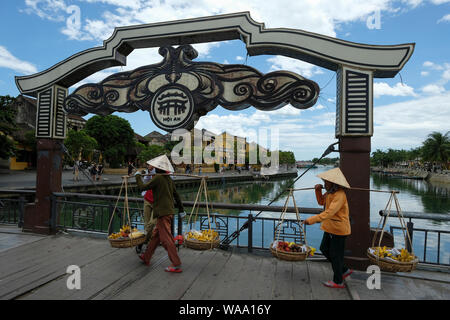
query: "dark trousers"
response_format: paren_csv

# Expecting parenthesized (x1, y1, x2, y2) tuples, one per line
(320, 232, 348, 284)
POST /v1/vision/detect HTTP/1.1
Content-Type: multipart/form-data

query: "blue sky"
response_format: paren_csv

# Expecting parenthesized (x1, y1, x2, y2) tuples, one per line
(1, 0, 449, 160)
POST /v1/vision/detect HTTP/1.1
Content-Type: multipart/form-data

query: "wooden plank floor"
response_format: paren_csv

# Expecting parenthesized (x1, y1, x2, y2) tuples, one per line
(0, 232, 449, 300)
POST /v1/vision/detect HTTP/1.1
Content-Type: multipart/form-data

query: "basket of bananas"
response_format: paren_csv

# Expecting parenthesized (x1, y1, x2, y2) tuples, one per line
(108, 225, 145, 248)
(184, 229, 220, 250)
(367, 246, 418, 272)
(270, 241, 315, 261)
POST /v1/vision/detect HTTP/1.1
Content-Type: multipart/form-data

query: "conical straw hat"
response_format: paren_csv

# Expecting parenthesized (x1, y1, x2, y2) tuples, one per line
(146, 154, 174, 173)
(316, 168, 350, 189)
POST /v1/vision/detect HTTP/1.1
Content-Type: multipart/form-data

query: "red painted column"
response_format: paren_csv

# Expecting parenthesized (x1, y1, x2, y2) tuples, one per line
(23, 139, 62, 235)
(339, 136, 371, 271)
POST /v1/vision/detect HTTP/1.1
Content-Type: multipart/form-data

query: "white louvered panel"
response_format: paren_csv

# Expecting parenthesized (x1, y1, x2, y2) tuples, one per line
(53, 87, 67, 138)
(37, 89, 53, 137)
(345, 70, 369, 134)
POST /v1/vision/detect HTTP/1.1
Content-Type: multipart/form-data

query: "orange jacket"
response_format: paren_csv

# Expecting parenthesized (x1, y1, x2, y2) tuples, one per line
(307, 188, 351, 236)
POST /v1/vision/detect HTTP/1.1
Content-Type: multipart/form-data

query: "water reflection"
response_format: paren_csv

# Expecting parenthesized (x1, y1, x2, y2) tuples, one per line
(177, 167, 449, 230)
(179, 178, 296, 217)
(371, 173, 450, 214)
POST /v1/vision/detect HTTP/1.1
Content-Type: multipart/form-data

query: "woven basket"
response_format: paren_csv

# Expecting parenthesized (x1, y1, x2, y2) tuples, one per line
(109, 234, 145, 248)
(367, 247, 418, 273)
(270, 243, 310, 261)
(184, 237, 220, 250)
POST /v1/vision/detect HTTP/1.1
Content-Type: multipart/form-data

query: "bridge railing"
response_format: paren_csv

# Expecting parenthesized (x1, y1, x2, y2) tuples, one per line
(379, 210, 450, 266)
(0, 190, 448, 266)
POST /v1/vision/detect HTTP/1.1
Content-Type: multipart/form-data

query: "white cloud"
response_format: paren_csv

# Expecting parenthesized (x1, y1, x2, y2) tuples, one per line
(423, 61, 444, 70)
(421, 71, 430, 76)
(267, 56, 323, 78)
(0, 46, 38, 75)
(421, 84, 446, 94)
(80, 0, 142, 9)
(373, 92, 450, 150)
(420, 61, 450, 94)
(431, 0, 450, 4)
(23, 0, 67, 22)
(268, 105, 302, 116)
(308, 104, 326, 112)
(374, 82, 417, 98)
(21, 0, 399, 46)
(437, 14, 450, 23)
(402, 0, 424, 8)
(194, 110, 271, 143)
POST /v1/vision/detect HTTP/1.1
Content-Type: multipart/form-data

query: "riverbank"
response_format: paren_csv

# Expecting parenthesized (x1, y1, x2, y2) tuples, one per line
(371, 167, 450, 184)
(0, 167, 298, 193)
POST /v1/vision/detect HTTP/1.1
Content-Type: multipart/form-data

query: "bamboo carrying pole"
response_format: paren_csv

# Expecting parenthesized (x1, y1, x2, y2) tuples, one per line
(290, 186, 400, 193)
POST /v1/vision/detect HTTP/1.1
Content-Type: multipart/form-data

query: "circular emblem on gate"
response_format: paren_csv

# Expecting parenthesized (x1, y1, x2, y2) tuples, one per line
(150, 84, 194, 131)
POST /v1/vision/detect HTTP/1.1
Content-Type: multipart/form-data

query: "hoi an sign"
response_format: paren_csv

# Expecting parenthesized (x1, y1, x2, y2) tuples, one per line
(64, 45, 320, 132)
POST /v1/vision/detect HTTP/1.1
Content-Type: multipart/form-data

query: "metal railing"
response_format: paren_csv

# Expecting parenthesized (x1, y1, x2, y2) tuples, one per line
(380, 210, 450, 266)
(0, 189, 448, 266)
(0, 198, 26, 227)
(51, 192, 316, 251)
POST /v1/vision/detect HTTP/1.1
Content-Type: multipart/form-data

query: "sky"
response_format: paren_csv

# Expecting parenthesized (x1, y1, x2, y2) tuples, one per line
(0, 0, 449, 160)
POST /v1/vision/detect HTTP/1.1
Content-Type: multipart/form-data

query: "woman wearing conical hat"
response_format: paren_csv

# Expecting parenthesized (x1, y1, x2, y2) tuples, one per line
(304, 167, 353, 288)
(135, 154, 185, 272)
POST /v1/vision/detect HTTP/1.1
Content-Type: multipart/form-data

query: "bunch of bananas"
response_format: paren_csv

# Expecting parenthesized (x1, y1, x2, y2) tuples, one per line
(374, 246, 393, 258)
(393, 248, 416, 262)
(108, 233, 121, 240)
(186, 229, 219, 242)
(108, 225, 141, 240)
(372, 246, 415, 262)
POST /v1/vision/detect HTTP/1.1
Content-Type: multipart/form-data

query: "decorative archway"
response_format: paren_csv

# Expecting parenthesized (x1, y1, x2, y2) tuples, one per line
(15, 12, 414, 270)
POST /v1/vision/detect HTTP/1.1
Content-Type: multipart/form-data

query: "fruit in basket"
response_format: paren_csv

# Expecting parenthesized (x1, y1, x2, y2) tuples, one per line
(186, 229, 219, 242)
(393, 248, 416, 262)
(372, 246, 415, 262)
(275, 241, 309, 253)
(130, 231, 144, 239)
(108, 233, 121, 240)
(108, 225, 140, 240)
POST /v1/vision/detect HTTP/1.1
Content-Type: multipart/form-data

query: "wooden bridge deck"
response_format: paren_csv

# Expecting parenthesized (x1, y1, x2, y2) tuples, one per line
(0, 226, 449, 301)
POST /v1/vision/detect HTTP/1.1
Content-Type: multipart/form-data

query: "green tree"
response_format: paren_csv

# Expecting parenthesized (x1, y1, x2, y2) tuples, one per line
(0, 95, 17, 159)
(421, 131, 450, 168)
(84, 115, 135, 168)
(279, 151, 296, 164)
(64, 129, 98, 164)
(137, 144, 166, 164)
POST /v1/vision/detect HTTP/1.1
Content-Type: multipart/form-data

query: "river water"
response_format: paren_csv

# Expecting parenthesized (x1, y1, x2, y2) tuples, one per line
(178, 166, 450, 264)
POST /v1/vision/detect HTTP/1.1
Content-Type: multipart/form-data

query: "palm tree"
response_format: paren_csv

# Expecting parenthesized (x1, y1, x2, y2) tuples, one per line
(421, 131, 450, 169)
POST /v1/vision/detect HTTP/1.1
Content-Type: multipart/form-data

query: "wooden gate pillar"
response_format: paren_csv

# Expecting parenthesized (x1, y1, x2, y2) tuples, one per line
(340, 137, 371, 270)
(336, 66, 373, 270)
(23, 85, 68, 235)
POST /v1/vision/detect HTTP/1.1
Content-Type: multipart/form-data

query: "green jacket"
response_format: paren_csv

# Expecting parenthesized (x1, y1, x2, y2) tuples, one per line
(136, 174, 184, 218)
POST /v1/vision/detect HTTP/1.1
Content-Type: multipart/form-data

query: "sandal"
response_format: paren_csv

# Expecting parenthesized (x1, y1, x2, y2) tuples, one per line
(343, 269, 353, 280)
(139, 254, 150, 266)
(174, 235, 184, 245)
(323, 281, 345, 288)
(165, 266, 182, 273)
